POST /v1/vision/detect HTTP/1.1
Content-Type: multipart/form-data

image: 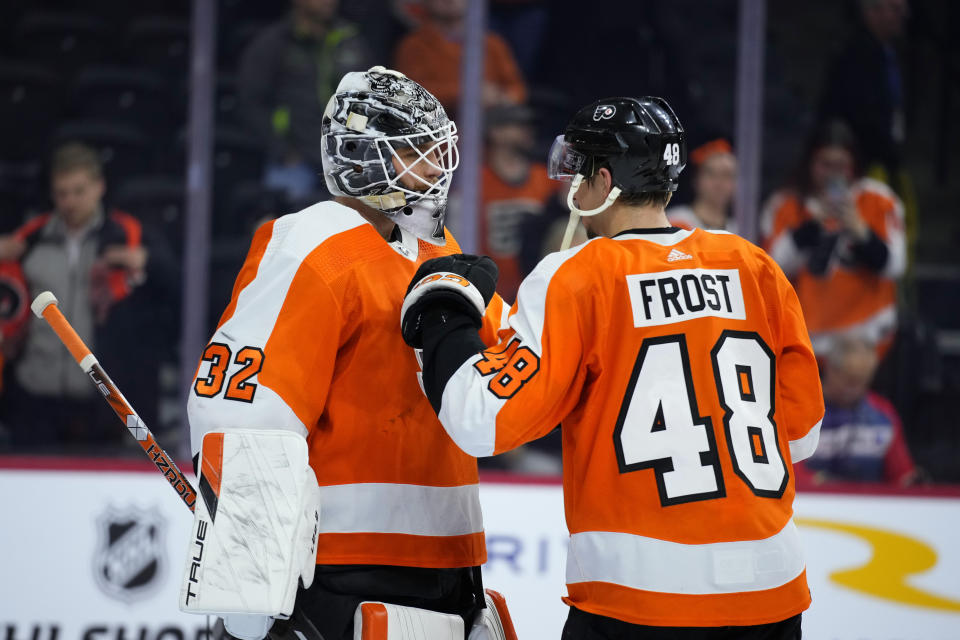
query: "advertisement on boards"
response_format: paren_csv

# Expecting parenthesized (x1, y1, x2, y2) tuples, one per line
(1, 464, 959, 640)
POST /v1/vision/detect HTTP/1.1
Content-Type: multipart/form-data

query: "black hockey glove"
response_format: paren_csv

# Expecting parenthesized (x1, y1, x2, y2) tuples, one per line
(400, 254, 499, 349)
(791, 219, 823, 249)
(847, 228, 889, 272)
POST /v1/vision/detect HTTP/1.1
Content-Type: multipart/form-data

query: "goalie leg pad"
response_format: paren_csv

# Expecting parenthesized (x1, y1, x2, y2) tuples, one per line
(353, 602, 464, 640)
(468, 590, 518, 640)
(180, 429, 321, 618)
(223, 614, 275, 640)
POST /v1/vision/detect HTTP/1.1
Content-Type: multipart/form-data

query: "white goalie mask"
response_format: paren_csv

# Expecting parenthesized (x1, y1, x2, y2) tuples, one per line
(321, 66, 459, 245)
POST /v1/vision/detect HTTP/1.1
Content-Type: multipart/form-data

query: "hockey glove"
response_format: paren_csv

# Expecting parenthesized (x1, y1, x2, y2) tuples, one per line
(400, 254, 498, 349)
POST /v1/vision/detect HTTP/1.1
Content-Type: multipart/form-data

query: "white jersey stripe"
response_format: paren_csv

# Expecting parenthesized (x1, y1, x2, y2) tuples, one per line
(788, 419, 821, 463)
(508, 240, 597, 354)
(438, 354, 502, 457)
(566, 520, 805, 595)
(437, 241, 595, 455)
(808, 304, 897, 354)
(317, 482, 483, 537)
(188, 202, 366, 456)
(220, 202, 365, 345)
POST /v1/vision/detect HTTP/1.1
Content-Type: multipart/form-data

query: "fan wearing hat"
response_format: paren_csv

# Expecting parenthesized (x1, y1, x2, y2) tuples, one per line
(667, 138, 739, 233)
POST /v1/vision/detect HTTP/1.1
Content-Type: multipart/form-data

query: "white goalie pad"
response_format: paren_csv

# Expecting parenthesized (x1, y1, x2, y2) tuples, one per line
(180, 429, 321, 618)
(469, 590, 519, 640)
(353, 602, 464, 640)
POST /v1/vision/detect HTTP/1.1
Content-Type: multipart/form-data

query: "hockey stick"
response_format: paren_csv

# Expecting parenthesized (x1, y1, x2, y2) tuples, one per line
(31, 291, 197, 511)
(34, 292, 325, 639)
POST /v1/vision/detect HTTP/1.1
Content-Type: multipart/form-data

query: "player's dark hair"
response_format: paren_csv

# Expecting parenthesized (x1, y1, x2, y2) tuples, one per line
(793, 119, 862, 198)
(586, 159, 673, 209)
(618, 190, 673, 208)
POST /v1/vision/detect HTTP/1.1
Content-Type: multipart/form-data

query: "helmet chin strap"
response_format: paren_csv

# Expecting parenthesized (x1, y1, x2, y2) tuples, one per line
(560, 174, 622, 250)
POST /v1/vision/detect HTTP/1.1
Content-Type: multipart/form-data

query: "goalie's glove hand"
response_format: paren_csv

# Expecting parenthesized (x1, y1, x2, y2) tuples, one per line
(401, 254, 498, 349)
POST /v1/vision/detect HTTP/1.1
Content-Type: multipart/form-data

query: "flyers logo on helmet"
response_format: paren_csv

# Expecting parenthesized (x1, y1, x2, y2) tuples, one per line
(593, 105, 617, 121)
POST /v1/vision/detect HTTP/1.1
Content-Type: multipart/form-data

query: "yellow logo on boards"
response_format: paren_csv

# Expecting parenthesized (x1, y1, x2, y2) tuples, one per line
(796, 518, 960, 613)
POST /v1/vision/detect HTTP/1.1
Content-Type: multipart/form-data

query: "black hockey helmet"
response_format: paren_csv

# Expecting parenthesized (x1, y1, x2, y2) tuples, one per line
(548, 96, 686, 193)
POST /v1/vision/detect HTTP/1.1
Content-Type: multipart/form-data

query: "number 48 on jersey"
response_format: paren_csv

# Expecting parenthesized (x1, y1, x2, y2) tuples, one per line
(614, 330, 787, 506)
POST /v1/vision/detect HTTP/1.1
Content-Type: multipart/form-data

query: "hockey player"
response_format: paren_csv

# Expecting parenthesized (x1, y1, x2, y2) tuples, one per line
(401, 97, 824, 639)
(181, 67, 515, 640)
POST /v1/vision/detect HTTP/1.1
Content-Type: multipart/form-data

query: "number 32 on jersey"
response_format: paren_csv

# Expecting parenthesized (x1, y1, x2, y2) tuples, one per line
(614, 330, 787, 506)
(193, 342, 265, 403)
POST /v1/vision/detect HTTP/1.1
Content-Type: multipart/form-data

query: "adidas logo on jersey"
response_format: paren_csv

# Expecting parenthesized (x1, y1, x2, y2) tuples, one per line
(667, 248, 692, 262)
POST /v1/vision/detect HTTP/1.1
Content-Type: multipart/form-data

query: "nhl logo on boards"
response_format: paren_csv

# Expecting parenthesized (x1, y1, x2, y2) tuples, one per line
(593, 105, 616, 121)
(93, 506, 165, 603)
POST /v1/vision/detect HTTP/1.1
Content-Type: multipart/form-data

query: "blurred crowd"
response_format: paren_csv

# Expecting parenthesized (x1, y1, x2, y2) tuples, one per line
(0, 0, 955, 485)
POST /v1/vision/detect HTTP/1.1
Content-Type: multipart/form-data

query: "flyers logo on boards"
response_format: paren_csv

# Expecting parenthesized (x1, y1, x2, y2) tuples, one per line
(93, 506, 165, 603)
(593, 105, 616, 121)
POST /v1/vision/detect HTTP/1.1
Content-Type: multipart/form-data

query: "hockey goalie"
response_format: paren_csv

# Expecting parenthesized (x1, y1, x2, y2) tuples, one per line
(178, 67, 516, 640)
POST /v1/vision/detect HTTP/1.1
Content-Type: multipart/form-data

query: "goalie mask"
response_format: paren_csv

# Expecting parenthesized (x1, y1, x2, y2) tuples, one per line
(321, 66, 459, 245)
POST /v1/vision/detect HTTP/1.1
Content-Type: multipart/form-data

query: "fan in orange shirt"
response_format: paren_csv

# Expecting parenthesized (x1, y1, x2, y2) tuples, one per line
(479, 105, 558, 301)
(393, 0, 527, 113)
(761, 120, 905, 356)
(403, 97, 823, 639)
(667, 138, 739, 233)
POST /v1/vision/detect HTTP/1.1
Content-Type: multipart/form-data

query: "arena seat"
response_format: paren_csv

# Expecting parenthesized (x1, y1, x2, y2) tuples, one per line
(124, 16, 190, 79)
(0, 59, 64, 162)
(112, 174, 185, 254)
(71, 65, 173, 136)
(13, 11, 110, 76)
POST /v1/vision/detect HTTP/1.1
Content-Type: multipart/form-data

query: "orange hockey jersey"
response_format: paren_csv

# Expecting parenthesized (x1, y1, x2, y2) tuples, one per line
(435, 227, 824, 626)
(761, 178, 905, 350)
(188, 201, 507, 569)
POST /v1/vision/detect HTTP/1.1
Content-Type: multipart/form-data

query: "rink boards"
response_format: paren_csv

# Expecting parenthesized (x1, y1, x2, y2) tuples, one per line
(0, 461, 958, 640)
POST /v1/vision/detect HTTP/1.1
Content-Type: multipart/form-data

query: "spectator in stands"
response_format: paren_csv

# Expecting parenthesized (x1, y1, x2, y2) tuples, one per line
(819, 0, 909, 178)
(667, 138, 738, 232)
(480, 105, 556, 301)
(0, 143, 173, 449)
(394, 0, 527, 114)
(761, 120, 905, 356)
(238, 0, 373, 203)
(518, 181, 585, 276)
(489, 0, 549, 81)
(798, 336, 919, 485)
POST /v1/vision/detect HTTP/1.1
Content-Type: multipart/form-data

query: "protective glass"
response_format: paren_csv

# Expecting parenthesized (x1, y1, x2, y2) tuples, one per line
(547, 135, 586, 181)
